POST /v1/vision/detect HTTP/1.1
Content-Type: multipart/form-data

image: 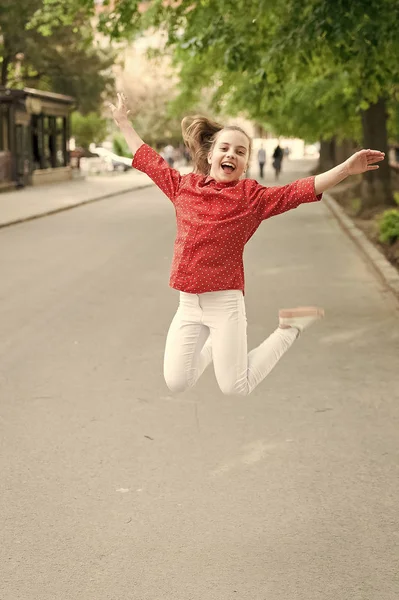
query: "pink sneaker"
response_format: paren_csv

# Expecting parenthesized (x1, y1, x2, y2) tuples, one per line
(278, 306, 325, 333)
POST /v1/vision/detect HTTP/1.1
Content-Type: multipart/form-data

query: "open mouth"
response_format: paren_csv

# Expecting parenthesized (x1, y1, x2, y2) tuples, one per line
(221, 161, 236, 174)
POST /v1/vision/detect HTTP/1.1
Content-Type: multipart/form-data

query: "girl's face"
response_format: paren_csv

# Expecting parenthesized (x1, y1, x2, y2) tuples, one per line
(208, 129, 250, 182)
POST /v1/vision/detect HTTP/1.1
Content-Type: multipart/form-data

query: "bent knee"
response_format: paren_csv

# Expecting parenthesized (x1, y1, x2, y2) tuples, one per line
(164, 376, 189, 394)
(164, 371, 192, 394)
(218, 380, 250, 396)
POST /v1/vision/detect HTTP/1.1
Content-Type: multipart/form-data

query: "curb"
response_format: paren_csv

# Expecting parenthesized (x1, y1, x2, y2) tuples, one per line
(324, 193, 399, 301)
(0, 182, 155, 230)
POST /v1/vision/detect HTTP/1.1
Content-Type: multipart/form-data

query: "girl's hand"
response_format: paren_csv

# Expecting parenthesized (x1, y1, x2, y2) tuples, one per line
(108, 92, 130, 127)
(345, 149, 385, 175)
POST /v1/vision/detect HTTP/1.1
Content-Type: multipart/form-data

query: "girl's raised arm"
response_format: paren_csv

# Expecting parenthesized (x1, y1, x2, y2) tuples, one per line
(109, 93, 182, 204)
(109, 93, 144, 155)
(314, 149, 385, 195)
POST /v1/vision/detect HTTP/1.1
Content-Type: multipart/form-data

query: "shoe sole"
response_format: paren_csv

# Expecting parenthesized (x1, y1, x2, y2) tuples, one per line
(279, 306, 325, 319)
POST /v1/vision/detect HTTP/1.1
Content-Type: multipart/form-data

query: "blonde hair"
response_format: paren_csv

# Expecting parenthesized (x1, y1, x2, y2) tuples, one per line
(181, 115, 252, 176)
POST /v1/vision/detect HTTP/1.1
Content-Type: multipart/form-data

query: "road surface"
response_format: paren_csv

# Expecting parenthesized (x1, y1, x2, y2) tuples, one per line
(1, 159, 398, 599)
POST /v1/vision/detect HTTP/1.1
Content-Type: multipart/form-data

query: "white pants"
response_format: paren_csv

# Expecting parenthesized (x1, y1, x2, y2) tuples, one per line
(164, 290, 298, 396)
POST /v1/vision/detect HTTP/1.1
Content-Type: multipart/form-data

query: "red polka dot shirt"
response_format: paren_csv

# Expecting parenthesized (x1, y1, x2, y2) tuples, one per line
(133, 144, 322, 294)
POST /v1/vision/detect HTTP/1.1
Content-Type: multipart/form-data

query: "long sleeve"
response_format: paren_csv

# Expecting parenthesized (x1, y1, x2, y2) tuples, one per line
(132, 144, 182, 204)
(248, 176, 322, 223)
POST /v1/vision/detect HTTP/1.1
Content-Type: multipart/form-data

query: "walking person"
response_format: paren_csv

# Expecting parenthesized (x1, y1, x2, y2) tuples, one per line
(257, 143, 266, 179)
(109, 93, 385, 396)
(272, 143, 284, 180)
(163, 144, 175, 167)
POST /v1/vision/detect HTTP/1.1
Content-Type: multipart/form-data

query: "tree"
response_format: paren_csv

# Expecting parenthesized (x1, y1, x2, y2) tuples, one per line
(71, 111, 108, 149)
(269, 0, 399, 212)
(0, 0, 115, 113)
(10, 0, 397, 213)
(95, 0, 399, 214)
(0, 0, 39, 86)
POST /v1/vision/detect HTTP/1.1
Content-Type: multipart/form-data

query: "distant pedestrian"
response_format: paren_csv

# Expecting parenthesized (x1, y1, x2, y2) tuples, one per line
(272, 144, 284, 180)
(257, 144, 266, 179)
(164, 144, 175, 167)
(110, 92, 385, 396)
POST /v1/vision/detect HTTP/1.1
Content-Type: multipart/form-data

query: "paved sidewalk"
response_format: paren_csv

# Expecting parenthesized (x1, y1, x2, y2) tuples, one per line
(0, 169, 158, 228)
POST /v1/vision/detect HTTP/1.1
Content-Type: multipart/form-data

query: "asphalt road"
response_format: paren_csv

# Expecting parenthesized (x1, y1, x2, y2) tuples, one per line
(1, 160, 398, 600)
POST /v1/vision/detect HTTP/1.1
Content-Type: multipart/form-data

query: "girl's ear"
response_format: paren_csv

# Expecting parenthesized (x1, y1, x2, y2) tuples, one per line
(207, 151, 212, 165)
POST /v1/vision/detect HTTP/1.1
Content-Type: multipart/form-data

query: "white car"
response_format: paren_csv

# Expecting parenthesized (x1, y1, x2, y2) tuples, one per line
(92, 147, 133, 171)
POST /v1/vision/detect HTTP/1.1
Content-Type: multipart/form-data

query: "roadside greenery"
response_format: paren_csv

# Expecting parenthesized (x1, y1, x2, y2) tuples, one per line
(378, 210, 399, 245)
(71, 112, 108, 149)
(112, 133, 132, 158)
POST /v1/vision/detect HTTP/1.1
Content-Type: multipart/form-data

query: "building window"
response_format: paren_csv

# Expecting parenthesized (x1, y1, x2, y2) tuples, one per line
(31, 113, 69, 170)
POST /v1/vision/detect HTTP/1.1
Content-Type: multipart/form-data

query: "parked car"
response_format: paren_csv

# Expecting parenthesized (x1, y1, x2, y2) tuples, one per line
(92, 147, 132, 172)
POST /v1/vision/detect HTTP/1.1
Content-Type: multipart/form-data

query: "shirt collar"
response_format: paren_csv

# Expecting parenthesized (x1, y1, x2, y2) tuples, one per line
(203, 175, 240, 188)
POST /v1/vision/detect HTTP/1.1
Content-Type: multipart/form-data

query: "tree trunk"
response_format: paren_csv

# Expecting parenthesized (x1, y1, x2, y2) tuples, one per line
(335, 138, 358, 164)
(360, 97, 395, 214)
(1, 54, 11, 86)
(1, 36, 12, 87)
(318, 137, 336, 172)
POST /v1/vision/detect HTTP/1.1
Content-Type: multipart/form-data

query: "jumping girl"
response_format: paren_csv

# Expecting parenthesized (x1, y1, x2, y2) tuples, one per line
(109, 93, 384, 396)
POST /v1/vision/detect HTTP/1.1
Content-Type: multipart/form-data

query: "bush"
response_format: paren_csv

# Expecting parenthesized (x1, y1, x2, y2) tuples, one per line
(113, 134, 133, 158)
(378, 209, 399, 245)
(71, 112, 108, 149)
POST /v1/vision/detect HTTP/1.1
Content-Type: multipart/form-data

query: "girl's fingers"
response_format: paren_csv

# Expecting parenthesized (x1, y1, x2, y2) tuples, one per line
(367, 156, 384, 163)
(367, 165, 379, 170)
(110, 94, 129, 116)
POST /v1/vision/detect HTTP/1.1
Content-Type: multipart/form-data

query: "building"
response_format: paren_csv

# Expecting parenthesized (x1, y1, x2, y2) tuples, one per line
(0, 87, 74, 190)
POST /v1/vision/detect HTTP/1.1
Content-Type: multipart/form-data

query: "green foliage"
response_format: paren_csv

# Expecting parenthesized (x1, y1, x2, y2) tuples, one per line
(71, 111, 108, 149)
(26, 0, 94, 35)
(378, 209, 399, 244)
(388, 102, 399, 143)
(113, 133, 132, 158)
(106, 0, 399, 145)
(0, 0, 115, 112)
(108, 0, 397, 208)
(3, 0, 399, 196)
(27, 0, 141, 41)
(350, 197, 362, 215)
